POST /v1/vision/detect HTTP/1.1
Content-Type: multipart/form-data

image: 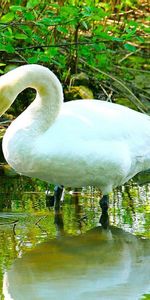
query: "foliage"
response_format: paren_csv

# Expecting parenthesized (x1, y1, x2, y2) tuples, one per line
(0, 0, 149, 114)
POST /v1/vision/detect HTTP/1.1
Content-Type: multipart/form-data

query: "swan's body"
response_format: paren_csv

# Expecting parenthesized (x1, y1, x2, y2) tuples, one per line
(0, 65, 150, 194)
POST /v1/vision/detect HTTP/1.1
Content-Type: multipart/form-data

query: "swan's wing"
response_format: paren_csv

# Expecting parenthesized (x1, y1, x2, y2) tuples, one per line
(59, 100, 150, 141)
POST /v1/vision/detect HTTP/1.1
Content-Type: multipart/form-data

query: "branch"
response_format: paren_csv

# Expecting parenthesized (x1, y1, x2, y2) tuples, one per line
(115, 66, 150, 74)
(0, 17, 77, 28)
(80, 58, 148, 113)
(13, 41, 102, 51)
(0, 219, 18, 226)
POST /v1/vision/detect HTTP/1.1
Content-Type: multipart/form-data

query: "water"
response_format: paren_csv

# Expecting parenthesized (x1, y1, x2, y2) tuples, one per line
(0, 172, 150, 299)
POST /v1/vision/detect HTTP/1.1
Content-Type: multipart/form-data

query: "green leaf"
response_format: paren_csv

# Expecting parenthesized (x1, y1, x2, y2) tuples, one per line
(26, 0, 40, 9)
(15, 33, 27, 40)
(60, 5, 79, 20)
(38, 54, 49, 63)
(0, 43, 6, 52)
(7, 27, 13, 35)
(81, 6, 92, 17)
(127, 20, 138, 27)
(10, 6, 23, 12)
(2, 29, 13, 39)
(94, 42, 106, 51)
(112, 36, 123, 42)
(57, 26, 68, 34)
(142, 27, 150, 33)
(5, 44, 15, 53)
(89, 6, 107, 20)
(20, 25, 33, 36)
(27, 56, 39, 63)
(48, 47, 58, 56)
(1, 12, 14, 23)
(124, 43, 137, 52)
(81, 21, 89, 30)
(24, 12, 35, 21)
(136, 36, 145, 43)
(94, 25, 104, 35)
(38, 17, 51, 25)
(126, 27, 137, 35)
(97, 31, 112, 40)
(123, 27, 137, 40)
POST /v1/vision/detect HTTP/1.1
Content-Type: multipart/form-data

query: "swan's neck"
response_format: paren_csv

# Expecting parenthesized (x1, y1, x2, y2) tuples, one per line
(0, 64, 63, 135)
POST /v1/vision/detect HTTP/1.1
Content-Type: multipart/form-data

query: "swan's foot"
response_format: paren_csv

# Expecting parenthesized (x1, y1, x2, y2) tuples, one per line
(54, 185, 64, 212)
(99, 195, 109, 229)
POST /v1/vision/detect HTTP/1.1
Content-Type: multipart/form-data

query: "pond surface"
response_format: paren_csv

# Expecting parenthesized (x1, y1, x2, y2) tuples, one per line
(0, 171, 150, 299)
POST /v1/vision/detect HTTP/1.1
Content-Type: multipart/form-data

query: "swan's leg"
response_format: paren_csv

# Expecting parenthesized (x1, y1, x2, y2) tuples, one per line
(99, 195, 109, 212)
(54, 185, 64, 211)
(99, 195, 109, 229)
(54, 211, 65, 237)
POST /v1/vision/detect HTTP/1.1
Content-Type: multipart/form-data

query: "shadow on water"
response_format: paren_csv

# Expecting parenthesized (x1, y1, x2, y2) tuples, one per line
(0, 170, 150, 299)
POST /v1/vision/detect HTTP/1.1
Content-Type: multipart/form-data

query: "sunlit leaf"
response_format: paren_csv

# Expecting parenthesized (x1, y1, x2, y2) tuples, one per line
(0, 12, 14, 23)
(10, 5, 23, 12)
(81, 21, 89, 30)
(26, 0, 40, 9)
(124, 43, 137, 52)
(57, 26, 68, 34)
(15, 33, 27, 40)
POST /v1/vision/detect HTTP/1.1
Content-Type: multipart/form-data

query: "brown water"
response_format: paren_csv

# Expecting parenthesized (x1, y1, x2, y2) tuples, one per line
(0, 173, 150, 299)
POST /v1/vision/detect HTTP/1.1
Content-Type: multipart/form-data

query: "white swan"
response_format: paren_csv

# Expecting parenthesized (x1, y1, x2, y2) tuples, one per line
(0, 64, 150, 196)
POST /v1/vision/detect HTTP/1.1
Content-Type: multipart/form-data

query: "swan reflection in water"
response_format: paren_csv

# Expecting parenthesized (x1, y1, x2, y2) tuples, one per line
(3, 224, 150, 300)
